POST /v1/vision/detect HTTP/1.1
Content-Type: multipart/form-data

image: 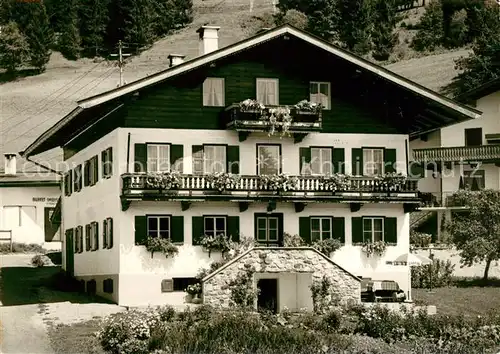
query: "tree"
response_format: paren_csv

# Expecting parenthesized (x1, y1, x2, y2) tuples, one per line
(275, 9, 309, 30)
(58, 0, 81, 60)
(411, 0, 445, 52)
(306, 0, 339, 41)
(0, 22, 29, 74)
(121, 0, 156, 52)
(24, 2, 53, 71)
(371, 0, 399, 61)
(335, 0, 373, 55)
(78, 0, 110, 57)
(446, 189, 500, 281)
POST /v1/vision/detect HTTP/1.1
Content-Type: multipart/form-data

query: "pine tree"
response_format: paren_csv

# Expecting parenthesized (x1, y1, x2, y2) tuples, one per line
(58, 0, 81, 60)
(121, 0, 156, 52)
(0, 22, 29, 74)
(78, 0, 110, 57)
(306, 0, 339, 41)
(371, 0, 399, 61)
(335, 0, 374, 55)
(24, 2, 53, 72)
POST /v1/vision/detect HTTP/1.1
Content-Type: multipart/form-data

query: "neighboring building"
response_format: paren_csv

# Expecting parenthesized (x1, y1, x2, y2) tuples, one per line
(410, 78, 500, 241)
(21, 25, 480, 309)
(0, 153, 62, 250)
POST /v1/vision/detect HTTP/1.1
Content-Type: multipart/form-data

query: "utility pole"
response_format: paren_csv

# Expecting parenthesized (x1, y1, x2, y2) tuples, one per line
(110, 40, 131, 87)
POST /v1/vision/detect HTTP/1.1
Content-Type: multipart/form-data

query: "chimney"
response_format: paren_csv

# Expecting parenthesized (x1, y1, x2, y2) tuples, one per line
(168, 54, 185, 67)
(4, 153, 16, 175)
(196, 25, 220, 56)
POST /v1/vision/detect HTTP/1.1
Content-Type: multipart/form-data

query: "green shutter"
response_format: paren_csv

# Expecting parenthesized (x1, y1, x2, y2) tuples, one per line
(299, 147, 311, 175)
(352, 148, 363, 176)
(135, 216, 147, 245)
(384, 217, 398, 244)
(170, 145, 184, 173)
(384, 149, 397, 174)
(103, 219, 108, 249)
(332, 148, 345, 174)
(83, 161, 90, 187)
(227, 216, 240, 242)
(68, 172, 72, 195)
(134, 144, 147, 173)
(101, 151, 106, 178)
(94, 222, 99, 250)
(192, 145, 204, 174)
(171, 216, 184, 244)
(227, 146, 240, 174)
(85, 224, 91, 251)
(352, 217, 363, 244)
(299, 217, 311, 244)
(108, 218, 114, 249)
(108, 147, 113, 176)
(192, 216, 204, 245)
(93, 156, 99, 185)
(333, 217, 345, 244)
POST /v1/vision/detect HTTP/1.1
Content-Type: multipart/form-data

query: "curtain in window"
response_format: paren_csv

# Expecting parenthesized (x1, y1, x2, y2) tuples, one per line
(203, 79, 224, 106)
(257, 80, 277, 105)
(258, 146, 279, 175)
(204, 146, 226, 173)
(147, 145, 169, 172)
(363, 149, 383, 176)
(310, 83, 329, 108)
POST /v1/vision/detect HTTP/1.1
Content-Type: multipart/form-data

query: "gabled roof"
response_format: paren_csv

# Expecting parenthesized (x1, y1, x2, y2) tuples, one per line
(21, 24, 481, 158)
(455, 77, 500, 103)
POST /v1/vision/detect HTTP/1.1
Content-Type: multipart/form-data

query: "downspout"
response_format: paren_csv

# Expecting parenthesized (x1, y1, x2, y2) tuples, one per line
(126, 133, 131, 173)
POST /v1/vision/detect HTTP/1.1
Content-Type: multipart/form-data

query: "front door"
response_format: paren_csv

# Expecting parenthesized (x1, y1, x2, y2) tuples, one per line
(65, 230, 74, 277)
(255, 213, 284, 246)
(257, 278, 278, 314)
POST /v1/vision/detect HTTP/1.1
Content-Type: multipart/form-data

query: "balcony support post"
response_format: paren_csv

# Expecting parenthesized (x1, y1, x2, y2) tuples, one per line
(294, 202, 306, 212)
(181, 201, 191, 211)
(267, 200, 276, 212)
(350, 203, 363, 213)
(239, 202, 250, 212)
(293, 133, 308, 144)
(238, 131, 250, 142)
(404, 203, 419, 213)
(121, 198, 131, 212)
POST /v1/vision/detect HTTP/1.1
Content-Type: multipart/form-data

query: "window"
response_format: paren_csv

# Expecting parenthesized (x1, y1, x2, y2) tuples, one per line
(84, 156, 99, 187)
(463, 170, 485, 190)
(363, 148, 384, 176)
(311, 217, 332, 242)
(256, 216, 279, 244)
(311, 147, 332, 175)
(147, 144, 170, 173)
(3, 206, 36, 228)
(102, 147, 113, 178)
(203, 78, 225, 106)
(257, 145, 281, 175)
(64, 172, 72, 196)
(73, 165, 83, 192)
(256, 78, 279, 105)
(204, 216, 227, 237)
(91, 221, 99, 251)
(172, 278, 198, 291)
(204, 145, 226, 173)
(103, 217, 113, 249)
(465, 128, 483, 147)
(147, 215, 170, 239)
(310, 82, 330, 109)
(363, 217, 384, 242)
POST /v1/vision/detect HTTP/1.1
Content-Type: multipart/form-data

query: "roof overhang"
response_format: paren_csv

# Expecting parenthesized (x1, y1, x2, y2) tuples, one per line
(455, 77, 500, 103)
(21, 24, 482, 158)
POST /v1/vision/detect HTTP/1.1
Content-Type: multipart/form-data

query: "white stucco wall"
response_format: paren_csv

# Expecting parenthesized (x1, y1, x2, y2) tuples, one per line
(0, 186, 61, 248)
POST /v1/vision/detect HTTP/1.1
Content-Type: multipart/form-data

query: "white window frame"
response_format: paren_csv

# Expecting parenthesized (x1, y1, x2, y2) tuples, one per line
(363, 217, 384, 242)
(147, 215, 171, 239)
(256, 78, 279, 105)
(203, 216, 227, 237)
(257, 145, 281, 175)
(310, 81, 331, 110)
(203, 77, 225, 107)
(310, 147, 332, 175)
(256, 216, 279, 242)
(147, 144, 170, 173)
(363, 148, 384, 176)
(203, 145, 226, 174)
(310, 217, 332, 242)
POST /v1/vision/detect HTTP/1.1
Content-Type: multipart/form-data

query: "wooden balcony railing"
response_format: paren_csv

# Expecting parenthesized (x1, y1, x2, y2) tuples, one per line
(413, 145, 500, 163)
(121, 173, 419, 202)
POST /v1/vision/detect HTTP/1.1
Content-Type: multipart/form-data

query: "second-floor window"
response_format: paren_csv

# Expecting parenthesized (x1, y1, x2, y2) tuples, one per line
(203, 78, 225, 107)
(147, 144, 170, 173)
(257, 144, 281, 175)
(311, 217, 332, 242)
(465, 128, 482, 147)
(204, 145, 226, 173)
(363, 217, 384, 242)
(311, 147, 332, 175)
(310, 82, 330, 109)
(363, 148, 384, 176)
(256, 78, 279, 105)
(204, 216, 226, 237)
(148, 215, 170, 239)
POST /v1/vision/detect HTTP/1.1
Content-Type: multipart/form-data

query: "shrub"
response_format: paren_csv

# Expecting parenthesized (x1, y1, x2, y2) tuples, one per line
(411, 257, 455, 288)
(410, 231, 432, 247)
(312, 238, 342, 256)
(0, 242, 46, 254)
(143, 236, 178, 258)
(283, 232, 305, 247)
(31, 254, 53, 267)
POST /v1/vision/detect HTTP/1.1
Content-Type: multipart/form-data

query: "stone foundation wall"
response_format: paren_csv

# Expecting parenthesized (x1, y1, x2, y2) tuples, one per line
(203, 248, 361, 309)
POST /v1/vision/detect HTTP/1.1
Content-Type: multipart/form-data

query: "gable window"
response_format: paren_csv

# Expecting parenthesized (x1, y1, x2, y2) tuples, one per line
(363, 217, 384, 242)
(463, 170, 485, 190)
(465, 128, 482, 147)
(257, 145, 281, 175)
(256, 78, 279, 105)
(311, 147, 332, 175)
(203, 78, 225, 107)
(103, 217, 113, 249)
(363, 148, 384, 176)
(311, 217, 332, 242)
(147, 215, 170, 239)
(102, 147, 113, 178)
(147, 144, 170, 173)
(204, 145, 226, 173)
(204, 216, 227, 237)
(310, 82, 330, 109)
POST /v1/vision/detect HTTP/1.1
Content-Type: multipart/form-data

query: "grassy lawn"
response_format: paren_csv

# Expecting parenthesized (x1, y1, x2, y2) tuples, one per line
(413, 286, 500, 317)
(48, 319, 105, 354)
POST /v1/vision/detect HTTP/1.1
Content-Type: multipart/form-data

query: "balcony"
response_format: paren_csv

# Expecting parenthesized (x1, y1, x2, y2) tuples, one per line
(413, 144, 500, 165)
(120, 173, 420, 212)
(225, 102, 322, 143)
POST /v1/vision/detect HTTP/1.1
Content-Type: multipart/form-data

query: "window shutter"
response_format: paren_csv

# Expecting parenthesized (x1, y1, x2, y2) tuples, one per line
(299, 147, 311, 175)
(299, 217, 311, 244)
(93, 156, 99, 185)
(171, 216, 184, 244)
(351, 148, 363, 176)
(134, 216, 147, 245)
(68, 172, 72, 195)
(227, 216, 240, 242)
(351, 217, 363, 244)
(170, 144, 184, 173)
(134, 144, 147, 173)
(108, 147, 113, 176)
(384, 217, 398, 244)
(85, 225, 91, 251)
(108, 218, 114, 249)
(192, 216, 204, 245)
(384, 149, 397, 174)
(332, 217, 345, 244)
(103, 219, 108, 249)
(83, 161, 90, 187)
(227, 146, 240, 174)
(332, 148, 345, 174)
(192, 145, 204, 174)
(94, 222, 99, 250)
(101, 151, 107, 178)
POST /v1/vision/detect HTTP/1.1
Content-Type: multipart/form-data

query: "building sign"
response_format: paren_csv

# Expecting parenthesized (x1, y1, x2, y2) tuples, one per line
(32, 197, 59, 204)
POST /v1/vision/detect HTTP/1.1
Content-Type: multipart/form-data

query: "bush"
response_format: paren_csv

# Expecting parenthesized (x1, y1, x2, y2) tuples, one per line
(411, 258, 455, 288)
(31, 254, 53, 267)
(410, 231, 432, 247)
(0, 242, 46, 254)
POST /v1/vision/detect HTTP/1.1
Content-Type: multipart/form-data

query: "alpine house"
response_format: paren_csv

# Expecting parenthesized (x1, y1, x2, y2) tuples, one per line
(21, 24, 481, 309)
